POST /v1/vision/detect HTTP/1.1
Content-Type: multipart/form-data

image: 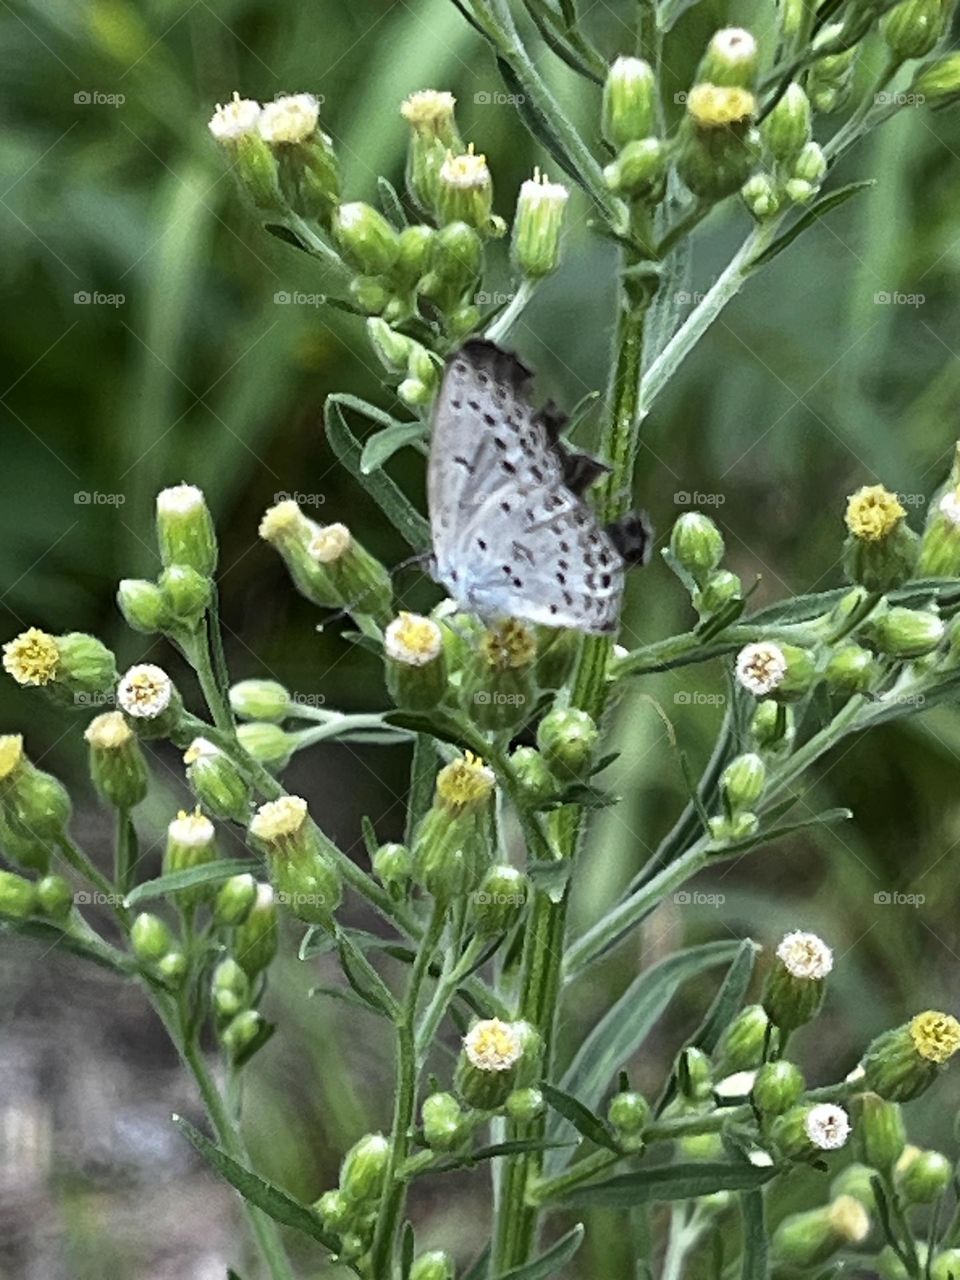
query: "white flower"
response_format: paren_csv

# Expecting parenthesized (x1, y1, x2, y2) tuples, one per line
(517, 170, 569, 211)
(939, 488, 960, 526)
(117, 663, 173, 719)
(440, 148, 491, 191)
(777, 930, 833, 980)
(385, 613, 443, 667)
(249, 795, 309, 843)
(208, 92, 261, 142)
(714, 1070, 757, 1100)
(804, 1102, 850, 1151)
(710, 27, 758, 61)
(309, 523, 352, 564)
(157, 483, 206, 517)
(828, 1194, 870, 1244)
(463, 1018, 524, 1072)
(84, 711, 133, 750)
(183, 736, 219, 765)
(735, 642, 787, 695)
(258, 93, 320, 144)
(168, 809, 215, 847)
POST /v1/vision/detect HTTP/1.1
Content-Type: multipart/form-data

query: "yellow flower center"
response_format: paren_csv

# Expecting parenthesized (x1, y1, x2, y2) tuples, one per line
(687, 83, 756, 127)
(249, 794, 309, 843)
(0, 734, 25, 781)
(401, 89, 457, 135)
(84, 710, 134, 750)
(441, 144, 490, 190)
(259, 500, 311, 544)
(481, 619, 537, 670)
(436, 751, 495, 813)
(845, 484, 905, 542)
(464, 1018, 523, 1071)
(2, 627, 60, 687)
(386, 612, 443, 666)
(910, 1010, 960, 1064)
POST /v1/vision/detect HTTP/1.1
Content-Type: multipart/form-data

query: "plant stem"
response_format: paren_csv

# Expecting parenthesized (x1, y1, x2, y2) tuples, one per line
(485, 280, 537, 345)
(115, 809, 136, 894)
(527, 1148, 620, 1206)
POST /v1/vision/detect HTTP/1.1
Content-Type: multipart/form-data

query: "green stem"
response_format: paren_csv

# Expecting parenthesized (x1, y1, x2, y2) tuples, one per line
(115, 809, 136, 895)
(189, 618, 236, 737)
(527, 1148, 620, 1206)
(56, 833, 127, 922)
(485, 280, 538, 345)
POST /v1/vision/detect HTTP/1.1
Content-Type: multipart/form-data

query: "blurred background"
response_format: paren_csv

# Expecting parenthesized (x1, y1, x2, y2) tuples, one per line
(1, 0, 960, 1275)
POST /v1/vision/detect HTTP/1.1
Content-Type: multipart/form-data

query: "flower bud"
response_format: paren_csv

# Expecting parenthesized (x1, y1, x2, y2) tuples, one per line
(401, 90, 461, 213)
(473, 864, 528, 936)
(602, 57, 657, 147)
(208, 93, 261, 145)
(259, 501, 341, 607)
(221, 1009, 266, 1061)
(919, 481, 960, 575)
(437, 147, 494, 231)
(456, 1018, 526, 1109)
(831, 1161, 877, 1208)
(420, 221, 483, 309)
(384, 613, 447, 711)
(308, 523, 393, 627)
(157, 950, 188, 988)
(753, 1060, 805, 1115)
(183, 737, 251, 824)
(763, 930, 833, 1031)
(825, 643, 878, 696)
(208, 96, 280, 208)
(866, 607, 944, 659)
(2, 628, 117, 706)
(735, 641, 815, 702)
(932, 1250, 960, 1280)
(697, 28, 759, 89)
(156, 485, 217, 578)
(237, 722, 295, 772)
(131, 911, 175, 963)
(333, 202, 401, 274)
(741, 172, 780, 220)
(807, 29, 857, 113)
(537, 707, 598, 782)
(422, 1091, 468, 1151)
(678, 1047, 713, 1101)
(117, 664, 182, 739)
(0, 735, 72, 842)
(676, 85, 758, 201)
(463, 619, 536, 732)
(784, 141, 827, 204)
(862, 1011, 960, 1101)
(882, 0, 946, 61)
(393, 224, 435, 288)
(211, 956, 251, 1023)
(911, 52, 960, 102)
(85, 711, 149, 810)
(340, 1132, 391, 1205)
(897, 1147, 952, 1203)
(249, 796, 342, 927)
(693, 569, 743, 615)
(772, 1102, 852, 1159)
(714, 1003, 770, 1073)
(603, 138, 666, 200)
(372, 842, 413, 892)
(214, 872, 258, 927)
(771, 1195, 869, 1268)
(509, 746, 557, 806)
(843, 484, 919, 591)
(512, 170, 569, 278)
(607, 1090, 649, 1152)
(413, 753, 494, 900)
(0, 869, 37, 919)
(229, 679, 291, 723)
(164, 808, 217, 906)
(258, 94, 339, 220)
(117, 579, 170, 634)
(761, 83, 812, 160)
(36, 873, 73, 920)
(0, 811, 48, 874)
(314, 1188, 352, 1234)
(232, 882, 279, 976)
(367, 317, 414, 372)
(721, 753, 766, 814)
(411, 1252, 454, 1280)
(669, 513, 725, 585)
(853, 1092, 906, 1172)
(506, 1086, 545, 1123)
(158, 565, 211, 629)
(749, 699, 794, 752)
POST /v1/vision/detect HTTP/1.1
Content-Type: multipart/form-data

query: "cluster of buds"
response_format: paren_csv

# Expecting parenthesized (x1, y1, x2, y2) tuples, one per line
(709, 751, 766, 841)
(3, 626, 116, 710)
(313, 1132, 393, 1264)
(806, 25, 859, 114)
(743, 82, 825, 218)
(601, 57, 666, 205)
(131, 910, 188, 989)
(259, 500, 393, 629)
(676, 30, 761, 203)
(667, 512, 743, 619)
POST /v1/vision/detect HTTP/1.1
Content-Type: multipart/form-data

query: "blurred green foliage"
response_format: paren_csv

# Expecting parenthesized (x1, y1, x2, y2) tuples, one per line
(3, 0, 960, 1275)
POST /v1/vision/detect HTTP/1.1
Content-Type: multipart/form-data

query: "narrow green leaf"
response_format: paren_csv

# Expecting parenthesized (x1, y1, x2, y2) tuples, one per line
(740, 1189, 768, 1280)
(540, 1082, 619, 1152)
(378, 176, 408, 228)
(495, 1223, 585, 1279)
(406, 734, 439, 846)
(401, 1220, 416, 1280)
(360, 420, 427, 475)
(124, 859, 258, 907)
(361, 816, 379, 860)
(712, 808, 853, 857)
(173, 1115, 337, 1247)
(557, 1161, 776, 1207)
(336, 926, 400, 1018)
(384, 709, 467, 747)
(309, 983, 389, 1016)
(1, 919, 136, 975)
(427, 1138, 577, 1175)
(753, 181, 876, 267)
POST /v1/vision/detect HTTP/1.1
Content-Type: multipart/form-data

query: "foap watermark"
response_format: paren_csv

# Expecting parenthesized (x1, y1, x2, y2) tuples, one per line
(74, 90, 126, 108)
(474, 889, 527, 908)
(675, 490, 726, 507)
(674, 890, 726, 908)
(274, 290, 325, 307)
(75, 890, 125, 906)
(875, 91, 925, 107)
(74, 290, 125, 308)
(274, 490, 326, 508)
(874, 290, 925, 307)
(75, 490, 126, 506)
(874, 890, 925, 907)
(674, 289, 707, 304)
(474, 90, 526, 105)
(896, 491, 927, 509)
(73, 691, 116, 708)
(475, 290, 516, 305)
(674, 690, 726, 707)
(290, 691, 327, 709)
(473, 690, 527, 707)
(277, 891, 330, 909)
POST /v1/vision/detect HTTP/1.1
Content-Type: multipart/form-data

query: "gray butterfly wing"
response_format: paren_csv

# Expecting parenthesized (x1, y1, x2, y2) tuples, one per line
(427, 341, 625, 634)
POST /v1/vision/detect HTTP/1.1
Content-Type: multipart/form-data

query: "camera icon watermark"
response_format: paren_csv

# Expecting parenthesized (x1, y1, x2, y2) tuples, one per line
(673, 890, 725, 908)
(74, 90, 126, 108)
(874, 890, 925, 907)
(674, 690, 726, 707)
(873, 290, 925, 307)
(74, 491, 126, 506)
(474, 90, 526, 105)
(74, 290, 125, 308)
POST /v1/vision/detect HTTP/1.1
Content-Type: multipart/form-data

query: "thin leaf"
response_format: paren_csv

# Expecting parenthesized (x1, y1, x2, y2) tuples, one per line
(495, 1222, 585, 1279)
(401, 1221, 415, 1280)
(378, 176, 408, 228)
(124, 859, 258, 907)
(753, 181, 876, 267)
(427, 1138, 577, 1175)
(336, 926, 400, 1018)
(540, 1082, 619, 1152)
(740, 1189, 768, 1280)
(406, 734, 439, 846)
(556, 1160, 776, 1207)
(495, 57, 581, 188)
(360, 421, 427, 475)
(0, 919, 136, 975)
(712, 808, 853, 857)
(173, 1115, 337, 1248)
(309, 983, 389, 1016)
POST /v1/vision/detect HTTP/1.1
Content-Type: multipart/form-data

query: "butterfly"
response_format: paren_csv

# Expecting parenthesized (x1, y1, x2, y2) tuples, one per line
(427, 340, 652, 634)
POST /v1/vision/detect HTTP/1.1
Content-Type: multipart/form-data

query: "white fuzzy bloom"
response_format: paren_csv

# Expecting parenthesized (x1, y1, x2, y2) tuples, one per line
(309, 523, 352, 564)
(777, 930, 833, 980)
(714, 1070, 757, 1100)
(258, 93, 320, 144)
(208, 92, 261, 142)
(804, 1103, 850, 1151)
(117, 664, 173, 719)
(939, 489, 960, 526)
(736, 642, 787, 695)
(440, 149, 491, 190)
(249, 795, 309, 843)
(385, 613, 443, 667)
(168, 810, 215, 847)
(463, 1018, 524, 1072)
(518, 172, 569, 211)
(710, 27, 758, 60)
(157, 483, 205, 517)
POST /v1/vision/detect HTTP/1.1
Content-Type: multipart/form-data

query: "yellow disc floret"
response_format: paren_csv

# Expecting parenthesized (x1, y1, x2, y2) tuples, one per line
(3, 627, 60, 687)
(910, 1010, 960, 1064)
(481, 619, 537, 670)
(436, 751, 495, 814)
(463, 1018, 524, 1072)
(0, 734, 24, 781)
(845, 485, 906, 542)
(249, 794, 309, 843)
(687, 83, 756, 127)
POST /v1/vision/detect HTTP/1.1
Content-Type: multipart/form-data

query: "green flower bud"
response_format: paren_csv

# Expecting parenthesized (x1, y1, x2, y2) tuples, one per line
(116, 664, 183, 740)
(214, 873, 258, 927)
(236, 722, 295, 772)
(117, 578, 170, 635)
(678, 1047, 714, 1101)
(184, 738, 251, 824)
(437, 147, 497, 234)
(456, 1018, 527, 1109)
(395, 224, 435, 286)
(736, 641, 815, 703)
(762, 930, 833, 1031)
(131, 911, 175, 963)
(314, 1188, 352, 1233)
(771, 1195, 870, 1268)
(333, 202, 401, 274)
(853, 1092, 906, 1172)
(669, 512, 725, 585)
(843, 483, 920, 591)
(878, 1244, 916, 1280)
(233, 129, 282, 209)
(36, 873, 73, 920)
(349, 275, 391, 316)
(229, 679, 291, 723)
(506, 1086, 545, 1123)
(411, 1251, 454, 1280)
(830, 1161, 878, 1208)
(862, 1011, 960, 1101)
(694, 569, 743, 616)
(807, 28, 857, 114)
(721, 753, 766, 813)
(307, 522, 393, 628)
(373, 842, 413, 892)
(0, 810, 49, 873)
(919, 480, 960, 575)
(259, 501, 347, 609)
(163, 808, 217, 906)
(257, 95, 339, 219)
(157, 949, 188, 988)
(422, 1091, 468, 1151)
(448, 303, 481, 339)
(221, 1008, 266, 1061)
(537, 707, 599, 781)
(676, 86, 758, 200)
(931, 1249, 960, 1280)
(0, 869, 37, 919)
(0, 735, 72, 842)
(340, 1132, 391, 1205)
(825, 643, 878, 695)
(367, 317, 414, 372)
(85, 712, 149, 810)
(897, 1147, 953, 1204)
(752, 1059, 805, 1114)
(401, 90, 461, 214)
(749, 699, 794, 751)
(158, 565, 212, 629)
(882, 0, 945, 61)
(760, 83, 812, 159)
(473, 864, 528, 936)
(788, 140, 827, 191)
(463, 619, 537, 732)
(249, 796, 342, 927)
(384, 613, 448, 711)
(509, 746, 557, 806)
(607, 1090, 649, 1152)
(602, 57, 657, 147)
(45, 632, 117, 705)
(603, 138, 666, 201)
(512, 170, 569, 278)
(715, 1003, 770, 1073)
(772, 1102, 852, 1159)
(697, 28, 759, 89)
(232, 882, 279, 976)
(421, 221, 483, 308)
(911, 52, 960, 102)
(741, 172, 781, 220)
(413, 755, 494, 901)
(156, 484, 217, 578)
(866, 606, 944, 658)
(211, 957, 251, 1023)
